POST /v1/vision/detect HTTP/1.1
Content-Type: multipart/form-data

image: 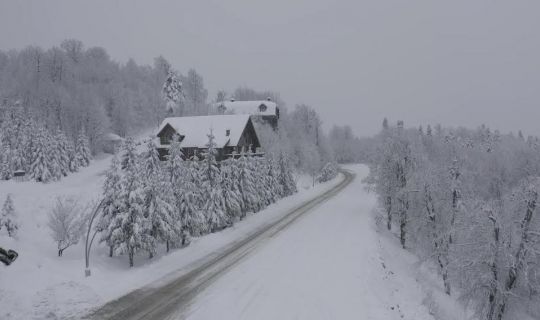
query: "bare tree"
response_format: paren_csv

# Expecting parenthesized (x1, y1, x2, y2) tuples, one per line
(47, 197, 87, 257)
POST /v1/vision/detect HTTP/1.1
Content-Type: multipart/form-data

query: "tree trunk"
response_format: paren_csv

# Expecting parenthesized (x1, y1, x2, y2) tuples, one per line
(386, 196, 392, 231)
(129, 251, 134, 268)
(166, 241, 170, 253)
(487, 214, 500, 320)
(109, 245, 113, 258)
(58, 249, 63, 257)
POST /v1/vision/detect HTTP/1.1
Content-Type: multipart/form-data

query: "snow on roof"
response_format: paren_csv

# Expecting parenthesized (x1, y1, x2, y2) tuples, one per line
(157, 114, 251, 148)
(103, 133, 124, 141)
(215, 100, 277, 116)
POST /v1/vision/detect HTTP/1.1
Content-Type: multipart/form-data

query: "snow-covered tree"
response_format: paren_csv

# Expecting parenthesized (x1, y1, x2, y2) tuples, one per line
(1, 194, 18, 237)
(29, 128, 53, 182)
(142, 138, 179, 255)
(238, 154, 260, 218)
(47, 197, 85, 256)
(55, 129, 71, 177)
(0, 141, 12, 180)
(200, 130, 227, 231)
(110, 141, 148, 267)
(98, 154, 123, 257)
(317, 162, 339, 183)
(162, 70, 183, 115)
(75, 128, 92, 168)
(220, 159, 244, 222)
(278, 152, 297, 197)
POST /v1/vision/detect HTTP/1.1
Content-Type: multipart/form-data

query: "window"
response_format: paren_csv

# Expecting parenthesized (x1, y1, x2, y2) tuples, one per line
(226, 129, 230, 136)
(259, 104, 267, 112)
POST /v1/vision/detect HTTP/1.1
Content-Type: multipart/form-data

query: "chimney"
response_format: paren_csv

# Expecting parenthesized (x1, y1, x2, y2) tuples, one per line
(226, 129, 230, 136)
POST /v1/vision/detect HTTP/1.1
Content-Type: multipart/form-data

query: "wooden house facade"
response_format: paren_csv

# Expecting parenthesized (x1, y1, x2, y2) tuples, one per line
(156, 114, 261, 161)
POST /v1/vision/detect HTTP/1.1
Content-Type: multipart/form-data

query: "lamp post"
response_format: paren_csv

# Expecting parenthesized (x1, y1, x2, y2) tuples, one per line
(84, 198, 105, 277)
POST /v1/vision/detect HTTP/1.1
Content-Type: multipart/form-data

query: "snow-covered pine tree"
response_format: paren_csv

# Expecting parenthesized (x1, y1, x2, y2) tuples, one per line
(109, 143, 148, 267)
(185, 154, 207, 236)
(238, 153, 259, 218)
(55, 129, 71, 177)
(263, 157, 282, 203)
(220, 159, 243, 222)
(167, 137, 198, 245)
(162, 70, 183, 115)
(30, 127, 53, 183)
(75, 128, 92, 168)
(254, 156, 271, 209)
(1, 194, 18, 237)
(67, 139, 79, 173)
(278, 152, 297, 197)
(142, 138, 179, 255)
(48, 133, 63, 181)
(98, 154, 123, 257)
(0, 140, 12, 180)
(121, 137, 138, 171)
(200, 130, 227, 232)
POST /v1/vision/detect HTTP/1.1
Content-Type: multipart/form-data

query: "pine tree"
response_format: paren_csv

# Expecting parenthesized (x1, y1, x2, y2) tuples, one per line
(30, 128, 53, 182)
(162, 70, 183, 115)
(142, 138, 179, 255)
(278, 152, 297, 197)
(185, 155, 207, 236)
(98, 154, 123, 257)
(67, 139, 79, 172)
(121, 137, 138, 171)
(55, 129, 71, 177)
(109, 146, 148, 267)
(200, 130, 227, 232)
(75, 128, 92, 168)
(1, 194, 18, 237)
(48, 134, 62, 181)
(238, 153, 259, 217)
(167, 137, 198, 245)
(220, 159, 243, 222)
(0, 141, 12, 180)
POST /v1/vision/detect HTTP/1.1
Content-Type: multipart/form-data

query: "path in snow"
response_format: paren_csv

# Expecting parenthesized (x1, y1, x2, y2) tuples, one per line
(182, 165, 435, 320)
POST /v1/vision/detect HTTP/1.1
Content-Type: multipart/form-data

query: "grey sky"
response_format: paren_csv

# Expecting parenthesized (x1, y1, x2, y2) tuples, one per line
(1, 0, 539, 137)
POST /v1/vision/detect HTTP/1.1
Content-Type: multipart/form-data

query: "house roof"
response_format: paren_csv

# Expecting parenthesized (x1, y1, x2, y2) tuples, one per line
(157, 114, 252, 148)
(215, 100, 278, 116)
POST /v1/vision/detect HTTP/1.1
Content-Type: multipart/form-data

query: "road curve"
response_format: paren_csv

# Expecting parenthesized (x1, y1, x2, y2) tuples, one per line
(86, 170, 355, 320)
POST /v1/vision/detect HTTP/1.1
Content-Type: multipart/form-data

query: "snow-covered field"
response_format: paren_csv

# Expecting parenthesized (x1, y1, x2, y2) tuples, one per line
(183, 165, 470, 320)
(0, 154, 344, 320)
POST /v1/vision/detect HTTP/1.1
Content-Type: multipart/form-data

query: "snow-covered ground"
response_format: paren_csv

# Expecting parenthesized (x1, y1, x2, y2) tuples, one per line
(0, 154, 344, 320)
(183, 165, 469, 320)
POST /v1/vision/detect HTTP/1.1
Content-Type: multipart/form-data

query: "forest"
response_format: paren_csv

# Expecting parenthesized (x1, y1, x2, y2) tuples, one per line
(365, 119, 540, 320)
(0, 40, 362, 183)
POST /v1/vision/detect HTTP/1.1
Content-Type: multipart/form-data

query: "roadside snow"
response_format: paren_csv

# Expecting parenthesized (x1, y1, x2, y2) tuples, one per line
(0, 156, 343, 320)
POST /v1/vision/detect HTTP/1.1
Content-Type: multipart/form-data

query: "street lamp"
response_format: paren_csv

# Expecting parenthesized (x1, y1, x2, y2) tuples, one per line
(84, 198, 105, 277)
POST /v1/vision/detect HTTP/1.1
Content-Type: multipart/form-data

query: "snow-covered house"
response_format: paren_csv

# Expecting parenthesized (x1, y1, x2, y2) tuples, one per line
(214, 98, 279, 129)
(156, 114, 261, 161)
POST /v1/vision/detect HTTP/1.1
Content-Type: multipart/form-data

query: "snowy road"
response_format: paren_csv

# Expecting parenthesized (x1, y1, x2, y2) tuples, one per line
(89, 165, 436, 320)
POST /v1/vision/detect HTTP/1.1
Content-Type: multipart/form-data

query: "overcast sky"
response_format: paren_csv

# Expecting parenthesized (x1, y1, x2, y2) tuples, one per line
(1, 0, 539, 137)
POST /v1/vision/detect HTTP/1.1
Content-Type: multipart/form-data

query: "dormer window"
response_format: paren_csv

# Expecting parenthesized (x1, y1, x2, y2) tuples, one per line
(259, 104, 267, 112)
(226, 129, 230, 136)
